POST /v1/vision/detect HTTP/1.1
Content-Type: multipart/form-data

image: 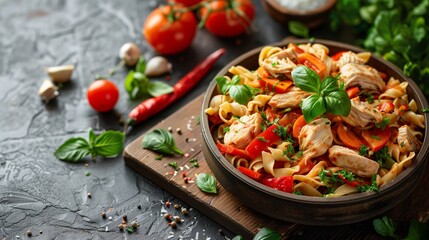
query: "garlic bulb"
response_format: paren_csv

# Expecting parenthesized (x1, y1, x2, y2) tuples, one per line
(144, 56, 172, 77)
(46, 65, 74, 83)
(119, 42, 141, 67)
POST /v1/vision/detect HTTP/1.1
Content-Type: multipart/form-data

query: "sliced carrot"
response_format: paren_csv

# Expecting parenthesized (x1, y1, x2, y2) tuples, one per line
(298, 53, 327, 79)
(337, 122, 364, 150)
(259, 78, 293, 93)
(362, 126, 391, 151)
(398, 105, 409, 116)
(292, 115, 307, 139)
(278, 111, 301, 128)
(346, 86, 360, 99)
(378, 102, 394, 114)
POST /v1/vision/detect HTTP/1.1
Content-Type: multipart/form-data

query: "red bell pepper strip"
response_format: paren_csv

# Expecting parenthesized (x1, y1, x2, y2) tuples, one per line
(346, 86, 360, 99)
(237, 166, 264, 181)
(298, 53, 327, 79)
(288, 43, 304, 54)
(261, 176, 294, 193)
(362, 126, 391, 151)
(126, 48, 226, 129)
(338, 175, 370, 188)
(245, 125, 281, 159)
(378, 102, 395, 114)
(331, 51, 347, 61)
(216, 141, 250, 160)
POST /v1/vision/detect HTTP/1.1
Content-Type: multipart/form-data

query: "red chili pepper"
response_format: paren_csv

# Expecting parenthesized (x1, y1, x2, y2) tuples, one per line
(126, 48, 226, 129)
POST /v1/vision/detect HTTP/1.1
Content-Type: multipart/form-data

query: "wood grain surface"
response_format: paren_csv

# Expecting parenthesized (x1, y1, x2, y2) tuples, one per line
(123, 93, 429, 239)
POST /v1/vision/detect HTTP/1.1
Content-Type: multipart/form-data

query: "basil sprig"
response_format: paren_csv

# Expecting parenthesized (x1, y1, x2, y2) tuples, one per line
(124, 57, 173, 100)
(216, 75, 259, 105)
(233, 227, 281, 240)
(196, 173, 217, 194)
(292, 66, 351, 122)
(54, 129, 124, 162)
(142, 128, 183, 155)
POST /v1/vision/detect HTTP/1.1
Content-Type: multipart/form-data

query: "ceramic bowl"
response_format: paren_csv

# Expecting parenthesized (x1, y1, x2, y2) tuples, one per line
(261, 0, 336, 28)
(201, 39, 429, 225)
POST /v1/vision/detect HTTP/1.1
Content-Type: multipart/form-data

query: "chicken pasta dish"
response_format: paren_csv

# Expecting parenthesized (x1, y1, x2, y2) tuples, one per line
(205, 43, 425, 197)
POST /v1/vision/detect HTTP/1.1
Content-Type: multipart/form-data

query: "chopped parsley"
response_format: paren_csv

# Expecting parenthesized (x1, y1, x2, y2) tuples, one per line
(375, 118, 390, 130)
(358, 145, 369, 156)
(283, 144, 295, 157)
(257, 137, 268, 142)
(374, 146, 396, 169)
(271, 61, 278, 67)
(422, 108, 429, 113)
(357, 175, 380, 193)
(370, 135, 381, 140)
(223, 126, 230, 133)
(168, 161, 178, 170)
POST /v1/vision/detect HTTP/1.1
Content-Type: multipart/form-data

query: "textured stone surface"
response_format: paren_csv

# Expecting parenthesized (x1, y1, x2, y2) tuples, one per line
(0, 0, 350, 239)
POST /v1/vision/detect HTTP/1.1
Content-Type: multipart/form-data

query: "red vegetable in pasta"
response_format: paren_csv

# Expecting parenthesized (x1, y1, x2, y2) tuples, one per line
(337, 122, 364, 150)
(362, 126, 391, 151)
(237, 166, 264, 181)
(216, 142, 250, 160)
(298, 53, 327, 78)
(261, 176, 293, 193)
(127, 48, 225, 128)
(346, 86, 360, 98)
(245, 125, 281, 159)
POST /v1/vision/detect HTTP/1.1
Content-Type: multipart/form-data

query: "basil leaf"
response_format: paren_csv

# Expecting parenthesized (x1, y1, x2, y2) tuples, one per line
(292, 66, 320, 93)
(93, 131, 125, 157)
(229, 84, 253, 105)
(142, 129, 183, 155)
(301, 94, 325, 123)
(196, 173, 217, 194)
(320, 76, 339, 95)
(124, 71, 149, 100)
(54, 137, 91, 162)
(232, 236, 244, 240)
(325, 91, 351, 116)
(216, 76, 230, 94)
(405, 219, 429, 240)
(88, 128, 96, 147)
(253, 227, 281, 240)
(373, 216, 397, 237)
(135, 56, 146, 74)
(147, 81, 173, 97)
(288, 21, 309, 38)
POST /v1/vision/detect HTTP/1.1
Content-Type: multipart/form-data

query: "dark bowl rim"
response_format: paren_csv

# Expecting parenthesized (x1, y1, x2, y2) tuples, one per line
(264, 0, 337, 16)
(201, 38, 429, 205)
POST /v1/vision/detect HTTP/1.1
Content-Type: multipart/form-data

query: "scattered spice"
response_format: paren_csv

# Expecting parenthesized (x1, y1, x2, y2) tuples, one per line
(84, 163, 89, 167)
(126, 225, 134, 233)
(101, 211, 106, 219)
(85, 171, 91, 176)
(122, 215, 128, 223)
(164, 213, 172, 220)
(185, 138, 189, 143)
(184, 153, 190, 158)
(168, 126, 173, 133)
(181, 208, 189, 215)
(87, 192, 92, 198)
(118, 224, 125, 231)
(190, 158, 199, 168)
(39, 230, 43, 234)
(184, 177, 190, 184)
(169, 221, 177, 229)
(219, 228, 225, 236)
(165, 201, 171, 207)
(108, 216, 113, 221)
(168, 161, 178, 170)
(176, 128, 182, 135)
(131, 221, 140, 228)
(137, 205, 142, 210)
(174, 203, 181, 209)
(174, 216, 181, 223)
(27, 230, 32, 237)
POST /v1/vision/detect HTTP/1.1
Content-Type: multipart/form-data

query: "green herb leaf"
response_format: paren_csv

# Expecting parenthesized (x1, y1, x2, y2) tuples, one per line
(358, 145, 369, 156)
(320, 76, 339, 94)
(301, 94, 326, 122)
(229, 84, 254, 105)
(373, 216, 398, 238)
(142, 129, 184, 155)
(216, 76, 230, 94)
(147, 81, 173, 97)
(232, 236, 244, 240)
(54, 137, 91, 162)
(196, 173, 217, 194)
(135, 56, 146, 74)
(88, 128, 96, 147)
(324, 91, 351, 116)
(253, 227, 282, 240)
(93, 131, 125, 158)
(375, 118, 390, 130)
(292, 66, 320, 93)
(405, 219, 429, 240)
(288, 21, 309, 38)
(124, 70, 149, 100)
(126, 225, 134, 233)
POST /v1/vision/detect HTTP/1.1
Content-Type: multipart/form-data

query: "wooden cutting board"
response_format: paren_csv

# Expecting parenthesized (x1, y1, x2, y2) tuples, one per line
(123, 93, 429, 239)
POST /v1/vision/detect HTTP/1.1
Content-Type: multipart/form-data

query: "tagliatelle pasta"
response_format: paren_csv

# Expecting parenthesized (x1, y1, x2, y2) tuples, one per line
(205, 43, 425, 197)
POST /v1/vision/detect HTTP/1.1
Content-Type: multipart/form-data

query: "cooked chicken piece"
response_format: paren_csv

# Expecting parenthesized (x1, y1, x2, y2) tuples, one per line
(340, 63, 385, 93)
(329, 145, 380, 178)
(268, 86, 311, 109)
(299, 118, 333, 163)
(224, 113, 263, 149)
(335, 51, 365, 69)
(341, 98, 383, 128)
(262, 48, 298, 79)
(397, 125, 422, 154)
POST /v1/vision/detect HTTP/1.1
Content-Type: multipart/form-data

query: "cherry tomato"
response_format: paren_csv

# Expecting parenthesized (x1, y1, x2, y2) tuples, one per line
(87, 79, 119, 112)
(167, 0, 203, 7)
(143, 5, 197, 55)
(199, 0, 255, 37)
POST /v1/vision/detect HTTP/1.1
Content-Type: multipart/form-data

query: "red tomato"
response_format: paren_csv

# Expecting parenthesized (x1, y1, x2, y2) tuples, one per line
(143, 5, 197, 55)
(199, 0, 255, 37)
(168, 0, 203, 7)
(87, 79, 119, 112)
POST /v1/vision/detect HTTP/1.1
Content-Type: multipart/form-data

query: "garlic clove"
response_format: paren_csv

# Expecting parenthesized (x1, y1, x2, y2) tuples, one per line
(38, 79, 59, 103)
(119, 42, 141, 67)
(46, 65, 74, 83)
(144, 56, 172, 77)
